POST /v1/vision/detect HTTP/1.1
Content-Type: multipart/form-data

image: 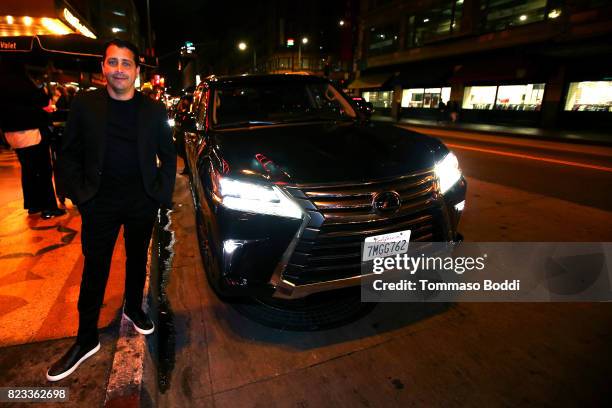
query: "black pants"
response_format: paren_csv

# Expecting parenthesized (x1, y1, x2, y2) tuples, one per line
(76, 185, 158, 345)
(14, 142, 59, 211)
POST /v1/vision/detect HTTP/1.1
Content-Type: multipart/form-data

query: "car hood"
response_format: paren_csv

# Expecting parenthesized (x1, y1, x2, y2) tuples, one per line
(210, 121, 447, 185)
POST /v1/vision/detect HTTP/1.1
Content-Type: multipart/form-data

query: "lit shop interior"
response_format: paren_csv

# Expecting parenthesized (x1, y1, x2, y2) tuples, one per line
(360, 77, 611, 128)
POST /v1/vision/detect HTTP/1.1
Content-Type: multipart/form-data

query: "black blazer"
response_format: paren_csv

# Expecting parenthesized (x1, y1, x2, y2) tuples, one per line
(57, 89, 177, 207)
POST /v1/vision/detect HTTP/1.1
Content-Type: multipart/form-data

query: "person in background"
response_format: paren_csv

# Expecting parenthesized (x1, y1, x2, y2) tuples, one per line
(174, 95, 193, 175)
(448, 100, 459, 123)
(0, 60, 66, 219)
(65, 86, 77, 108)
(52, 85, 69, 111)
(437, 100, 447, 123)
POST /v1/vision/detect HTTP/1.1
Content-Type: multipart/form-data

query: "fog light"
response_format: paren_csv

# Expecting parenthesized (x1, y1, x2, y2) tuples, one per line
(455, 200, 465, 211)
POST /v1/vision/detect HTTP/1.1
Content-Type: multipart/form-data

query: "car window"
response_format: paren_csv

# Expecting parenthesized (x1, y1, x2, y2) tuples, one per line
(211, 82, 356, 129)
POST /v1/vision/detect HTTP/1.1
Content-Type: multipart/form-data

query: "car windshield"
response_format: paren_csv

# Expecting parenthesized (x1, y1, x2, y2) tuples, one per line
(211, 81, 357, 129)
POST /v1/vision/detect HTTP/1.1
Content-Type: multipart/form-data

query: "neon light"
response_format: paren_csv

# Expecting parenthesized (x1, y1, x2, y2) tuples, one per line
(63, 8, 96, 38)
(41, 18, 72, 35)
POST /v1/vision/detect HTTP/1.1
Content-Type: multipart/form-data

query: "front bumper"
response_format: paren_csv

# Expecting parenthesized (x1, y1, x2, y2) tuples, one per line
(214, 175, 467, 299)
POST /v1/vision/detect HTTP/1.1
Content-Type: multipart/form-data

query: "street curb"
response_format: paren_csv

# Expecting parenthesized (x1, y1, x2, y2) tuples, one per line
(102, 220, 159, 408)
(102, 315, 148, 407)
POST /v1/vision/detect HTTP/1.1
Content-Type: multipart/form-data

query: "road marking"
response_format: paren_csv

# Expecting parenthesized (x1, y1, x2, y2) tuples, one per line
(446, 143, 612, 173)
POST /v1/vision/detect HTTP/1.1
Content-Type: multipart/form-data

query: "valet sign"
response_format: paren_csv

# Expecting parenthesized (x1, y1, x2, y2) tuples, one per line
(0, 41, 17, 50)
(0, 37, 34, 53)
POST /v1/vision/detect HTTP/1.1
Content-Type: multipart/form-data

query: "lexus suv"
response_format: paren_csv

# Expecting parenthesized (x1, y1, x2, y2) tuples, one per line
(176, 74, 466, 300)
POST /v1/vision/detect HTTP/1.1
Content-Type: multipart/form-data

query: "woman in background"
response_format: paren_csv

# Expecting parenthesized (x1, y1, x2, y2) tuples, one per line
(0, 60, 66, 219)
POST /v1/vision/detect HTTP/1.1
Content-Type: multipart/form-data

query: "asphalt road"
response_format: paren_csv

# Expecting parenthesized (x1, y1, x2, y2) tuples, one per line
(401, 126, 612, 212)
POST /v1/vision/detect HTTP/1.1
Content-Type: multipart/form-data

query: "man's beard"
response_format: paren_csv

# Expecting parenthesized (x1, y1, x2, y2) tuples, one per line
(108, 78, 134, 94)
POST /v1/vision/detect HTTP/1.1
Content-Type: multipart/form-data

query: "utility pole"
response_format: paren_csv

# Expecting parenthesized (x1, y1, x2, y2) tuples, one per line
(146, 0, 153, 54)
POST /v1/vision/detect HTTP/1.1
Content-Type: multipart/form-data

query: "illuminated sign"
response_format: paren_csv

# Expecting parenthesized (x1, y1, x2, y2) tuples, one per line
(183, 41, 195, 53)
(287, 38, 294, 47)
(63, 8, 96, 38)
(0, 41, 17, 50)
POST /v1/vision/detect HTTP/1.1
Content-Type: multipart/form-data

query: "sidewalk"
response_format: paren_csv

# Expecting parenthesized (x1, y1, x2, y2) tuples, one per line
(0, 146, 132, 406)
(372, 115, 612, 146)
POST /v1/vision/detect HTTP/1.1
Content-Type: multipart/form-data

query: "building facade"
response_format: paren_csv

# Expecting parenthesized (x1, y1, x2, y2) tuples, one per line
(352, 0, 612, 131)
(89, 0, 142, 50)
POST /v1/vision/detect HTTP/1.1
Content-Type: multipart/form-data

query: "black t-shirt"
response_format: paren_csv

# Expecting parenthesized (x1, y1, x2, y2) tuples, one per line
(101, 95, 143, 192)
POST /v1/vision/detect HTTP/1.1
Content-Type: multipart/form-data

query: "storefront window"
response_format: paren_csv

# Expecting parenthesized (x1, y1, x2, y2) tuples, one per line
(363, 91, 394, 109)
(462, 86, 497, 110)
(495, 83, 545, 110)
(463, 84, 545, 110)
(564, 81, 612, 112)
(367, 24, 400, 56)
(481, 0, 547, 32)
(401, 87, 451, 108)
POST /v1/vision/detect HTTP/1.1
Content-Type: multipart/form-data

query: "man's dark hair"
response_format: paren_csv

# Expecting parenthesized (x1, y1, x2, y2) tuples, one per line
(103, 38, 140, 65)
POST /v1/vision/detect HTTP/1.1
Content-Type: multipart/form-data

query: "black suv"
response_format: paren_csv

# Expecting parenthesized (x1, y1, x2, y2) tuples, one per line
(175, 74, 466, 300)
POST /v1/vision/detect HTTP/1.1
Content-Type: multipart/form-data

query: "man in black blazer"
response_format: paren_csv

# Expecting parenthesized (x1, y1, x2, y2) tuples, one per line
(47, 39, 176, 381)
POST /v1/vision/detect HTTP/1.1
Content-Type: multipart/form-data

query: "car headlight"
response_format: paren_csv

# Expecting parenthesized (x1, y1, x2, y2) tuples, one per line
(434, 152, 461, 194)
(214, 176, 303, 219)
(167, 118, 175, 127)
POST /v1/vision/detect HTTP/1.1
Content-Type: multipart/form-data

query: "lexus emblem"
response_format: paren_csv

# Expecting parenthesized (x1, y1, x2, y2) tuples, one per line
(372, 191, 401, 214)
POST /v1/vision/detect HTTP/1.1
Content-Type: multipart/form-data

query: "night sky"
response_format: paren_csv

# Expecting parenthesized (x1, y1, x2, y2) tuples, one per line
(138, 1, 268, 89)
(136, 0, 347, 90)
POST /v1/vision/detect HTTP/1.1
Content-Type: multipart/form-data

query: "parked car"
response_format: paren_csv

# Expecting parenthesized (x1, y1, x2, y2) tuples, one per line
(175, 74, 466, 300)
(351, 97, 374, 116)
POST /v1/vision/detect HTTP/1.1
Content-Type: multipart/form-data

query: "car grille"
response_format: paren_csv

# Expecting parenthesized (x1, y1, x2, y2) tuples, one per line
(283, 170, 442, 285)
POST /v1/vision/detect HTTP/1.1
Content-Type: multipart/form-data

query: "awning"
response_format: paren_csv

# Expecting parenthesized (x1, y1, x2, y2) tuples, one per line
(449, 56, 550, 84)
(347, 73, 393, 89)
(387, 63, 454, 88)
(0, 34, 158, 68)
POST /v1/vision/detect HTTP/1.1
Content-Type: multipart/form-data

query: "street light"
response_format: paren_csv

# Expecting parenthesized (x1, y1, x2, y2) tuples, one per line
(238, 41, 256, 73)
(298, 36, 308, 71)
(339, 20, 345, 26)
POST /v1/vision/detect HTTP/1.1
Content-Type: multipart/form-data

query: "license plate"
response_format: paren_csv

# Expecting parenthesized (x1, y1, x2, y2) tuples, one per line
(362, 230, 411, 262)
